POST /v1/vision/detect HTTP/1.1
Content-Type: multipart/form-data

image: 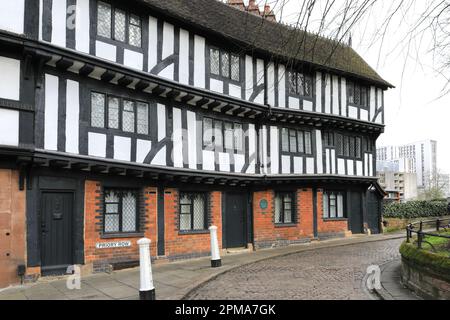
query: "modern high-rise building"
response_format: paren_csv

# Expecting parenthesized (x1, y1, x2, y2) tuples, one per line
(377, 140, 437, 187)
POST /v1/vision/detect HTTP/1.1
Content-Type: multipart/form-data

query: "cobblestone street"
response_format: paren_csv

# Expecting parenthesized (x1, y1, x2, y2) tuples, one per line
(186, 238, 404, 300)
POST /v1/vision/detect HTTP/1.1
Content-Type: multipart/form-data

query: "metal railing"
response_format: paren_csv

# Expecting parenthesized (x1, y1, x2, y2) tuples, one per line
(406, 218, 450, 252)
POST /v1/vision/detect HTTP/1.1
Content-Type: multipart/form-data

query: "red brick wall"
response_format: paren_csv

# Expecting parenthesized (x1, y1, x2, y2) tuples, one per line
(0, 169, 26, 288)
(84, 181, 158, 271)
(164, 189, 222, 259)
(316, 189, 349, 235)
(253, 189, 314, 249)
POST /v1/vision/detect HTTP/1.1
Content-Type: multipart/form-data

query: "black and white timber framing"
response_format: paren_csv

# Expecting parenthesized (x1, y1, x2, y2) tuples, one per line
(0, 0, 391, 185)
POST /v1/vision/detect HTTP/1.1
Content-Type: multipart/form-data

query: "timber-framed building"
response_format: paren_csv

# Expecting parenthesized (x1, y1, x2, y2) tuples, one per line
(0, 0, 392, 286)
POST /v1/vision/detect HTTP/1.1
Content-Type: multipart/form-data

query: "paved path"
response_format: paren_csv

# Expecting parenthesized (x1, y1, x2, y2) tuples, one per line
(0, 233, 407, 300)
(186, 238, 405, 300)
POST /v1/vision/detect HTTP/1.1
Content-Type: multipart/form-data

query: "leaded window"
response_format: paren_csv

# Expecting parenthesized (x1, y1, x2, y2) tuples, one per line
(288, 71, 312, 97)
(122, 100, 135, 133)
(91, 92, 105, 128)
(137, 102, 149, 135)
(347, 81, 369, 107)
(337, 134, 363, 159)
(179, 192, 208, 231)
(281, 128, 313, 155)
(323, 191, 345, 219)
(108, 97, 120, 129)
(104, 188, 139, 233)
(203, 118, 243, 152)
(97, 2, 112, 38)
(275, 192, 296, 224)
(209, 48, 240, 81)
(97, 2, 142, 47)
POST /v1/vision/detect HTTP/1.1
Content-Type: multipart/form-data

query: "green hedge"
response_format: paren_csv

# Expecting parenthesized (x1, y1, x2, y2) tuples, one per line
(383, 200, 448, 219)
(400, 242, 450, 281)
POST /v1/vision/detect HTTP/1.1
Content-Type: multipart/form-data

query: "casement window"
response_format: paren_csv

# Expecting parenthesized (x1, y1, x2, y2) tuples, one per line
(90, 92, 149, 135)
(322, 191, 345, 219)
(179, 192, 208, 232)
(210, 48, 240, 81)
(281, 128, 312, 155)
(274, 192, 296, 224)
(323, 132, 335, 147)
(203, 118, 244, 152)
(337, 134, 362, 159)
(97, 2, 142, 47)
(347, 81, 369, 107)
(288, 71, 312, 97)
(104, 188, 139, 233)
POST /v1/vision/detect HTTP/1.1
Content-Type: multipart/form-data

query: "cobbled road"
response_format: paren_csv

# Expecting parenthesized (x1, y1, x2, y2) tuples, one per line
(186, 238, 403, 300)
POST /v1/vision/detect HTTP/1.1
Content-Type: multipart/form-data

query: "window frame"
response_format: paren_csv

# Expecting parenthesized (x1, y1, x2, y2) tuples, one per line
(281, 127, 313, 156)
(336, 133, 364, 160)
(203, 117, 244, 153)
(347, 81, 369, 108)
(178, 192, 209, 233)
(322, 190, 346, 220)
(96, 1, 143, 49)
(209, 46, 241, 83)
(90, 91, 150, 137)
(274, 191, 297, 225)
(103, 187, 140, 234)
(288, 70, 313, 98)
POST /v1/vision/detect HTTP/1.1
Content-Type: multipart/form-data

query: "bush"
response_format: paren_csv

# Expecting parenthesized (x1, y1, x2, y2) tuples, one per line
(383, 200, 448, 219)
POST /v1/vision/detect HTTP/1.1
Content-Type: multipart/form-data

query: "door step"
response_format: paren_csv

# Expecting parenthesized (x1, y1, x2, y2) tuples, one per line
(224, 247, 252, 255)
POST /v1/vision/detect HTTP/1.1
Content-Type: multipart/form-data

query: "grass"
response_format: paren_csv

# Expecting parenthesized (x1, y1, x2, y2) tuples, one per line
(421, 231, 450, 256)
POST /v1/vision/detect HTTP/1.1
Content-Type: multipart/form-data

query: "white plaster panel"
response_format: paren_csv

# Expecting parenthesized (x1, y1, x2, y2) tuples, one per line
(136, 139, 152, 164)
(229, 84, 241, 99)
(0, 108, 19, 146)
(245, 55, 253, 101)
(288, 97, 300, 110)
(348, 106, 358, 119)
(187, 111, 197, 169)
(172, 108, 183, 168)
(179, 28, 190, 85)
(332, 75, 340, 115)
(294, 156, 303, 174)
(157, 104, 166, 141)
(360, 109, 369, 122)
(44, 74, 59, 151)
(235, 154, 245, 173)
(340, 77, 347, 117)
(356, 161, 363, 176)
(75, 0, 90, 53)
(315, 72, 322, 112)
(347, 159, 354, 176)
(202, 150, 215, 171)
(88, 132, 106, 158)
(65, 80, 80, 154)
(306, 157, 315, 174)
(158, 64, 174, 80)
(114, 136, 131, 161)
(324, 74, 331, 114)
(148, 16, 158, 71)
(151, 147, 166, 166)
(210, 79, 224, 94)
(124, 50, 144, 70)
(267, 63, 275, 106)
(270, 126, 279, 174)
(278, 65, 286, 108)
(96, 41, 117, 62)
(282, 155, 291, 174)
(338, 158, 346, 175)
(162, 22, 174, 60)
(219, 152, 230, 172)
(0, 0, 24, 34)
(315, 129, 323, 174)
(0, 57, 20, 101)
(194, 35, 205, 88)
(52, 0, 67, 47)
(303, 100, 313, 111)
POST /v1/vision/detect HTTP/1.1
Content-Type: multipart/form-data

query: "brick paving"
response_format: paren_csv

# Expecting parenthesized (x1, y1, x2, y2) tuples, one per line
(186, 238, 404, 300)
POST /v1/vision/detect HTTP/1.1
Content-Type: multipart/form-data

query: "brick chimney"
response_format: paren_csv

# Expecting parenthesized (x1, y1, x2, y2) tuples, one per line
(247, 0, 260, 16)
(261, 4, 276, 22)
(227, 0, 245, 10)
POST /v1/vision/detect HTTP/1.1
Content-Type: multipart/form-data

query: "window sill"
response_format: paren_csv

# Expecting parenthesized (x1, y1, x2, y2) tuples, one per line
(178, 230, 210, 236)
(274, 223, 298, 228)
(101, 232, 144, 239)
(322, 218, 347, 222)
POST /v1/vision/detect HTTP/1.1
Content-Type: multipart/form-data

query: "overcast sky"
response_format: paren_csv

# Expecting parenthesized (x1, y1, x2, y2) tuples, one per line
(245, 0, 450, 173)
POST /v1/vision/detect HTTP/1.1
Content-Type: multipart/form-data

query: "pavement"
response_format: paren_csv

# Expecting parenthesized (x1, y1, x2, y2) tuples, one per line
(373, 259, 421, 300)
(0, 233, 410, 300)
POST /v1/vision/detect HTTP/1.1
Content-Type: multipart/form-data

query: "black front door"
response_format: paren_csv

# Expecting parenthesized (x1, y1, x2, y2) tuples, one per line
(367, 191, 381, 234)
(224, 193, 246, 248)
(41, 192, 74, 276)
(349, 191, 363, 234)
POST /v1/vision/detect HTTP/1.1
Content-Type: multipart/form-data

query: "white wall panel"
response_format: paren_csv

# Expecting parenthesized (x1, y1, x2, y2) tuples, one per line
(356, 161, 363, 176)
(202, 150, 215, 171)
(278, 65, 286, 108)
(75, 0, 90, 53)
(210, 79, 224, 94)
(347, 159, 354, 176)
(332, 75, 339, 115)
(0, 57, 20, 101)
(219, 152, 230, 172)
(306, 158, 315, 174)
(44, 74, 59, 151)
(179, 29, 190, 85)
(281, 155, 291, 174)
(172, 108, 183, 168)
(0, 0, 24, 34)
(294, 157, 303, 174)
(340, 78, 347, 117)
(114, 136, 131, 161)
(303, 100, 313, 111)
(136, 139, 152, 164)
(88, 132, 106, 158)
(229, 84, 241, 99)
(187, 111, 197, 169)
(349, 106, 358, 119)
(315, 130, 323, 174)
(288, 97, 300, 110)
(267, 63, 275, 106)
(324, 74, 331, 114)
(315, 72, 322, 112)
(270, 126, 279, 174)
(235, 154, 245, 173)
(331, 149, 336, 174)
(0, 108, 19, 146)
(151, 147, 166, 166)
(245, 55, 253, 101)
(96, 41, 117, 62)
(124, 50, 143, 70)
(52, 0, 67, 47)
(162, 22, 174, 60)
(65, 80, 79, 154)
(338, 158, 346, 175)
(193, 35, 205, 88)
(157, 104, 166, 141)
(148, 16, 158, 71)
(159, 64, 174, 80)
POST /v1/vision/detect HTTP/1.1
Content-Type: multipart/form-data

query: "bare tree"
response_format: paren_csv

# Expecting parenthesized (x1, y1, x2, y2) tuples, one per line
(418, 169, 449, 200)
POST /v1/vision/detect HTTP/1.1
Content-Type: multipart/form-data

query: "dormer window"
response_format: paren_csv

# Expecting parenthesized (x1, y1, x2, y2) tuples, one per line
(97, 2, 142, 48)
(288, 71, 312, 97)
(347, 81, 368, 107)
(210, 48, 240, 82)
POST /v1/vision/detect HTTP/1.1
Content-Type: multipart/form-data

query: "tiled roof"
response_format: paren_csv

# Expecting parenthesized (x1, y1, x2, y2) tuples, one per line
(140, 0, 393, 88)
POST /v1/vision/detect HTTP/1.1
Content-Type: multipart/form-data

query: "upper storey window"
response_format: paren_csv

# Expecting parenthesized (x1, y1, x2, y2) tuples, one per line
(97, 2, 142, 47)
(281, 128, 312, 155)
(203, 118, 244, 153)
(210, 48, 240, 82)
(347, 81, 369, 107)
(288, 71, 312, 97)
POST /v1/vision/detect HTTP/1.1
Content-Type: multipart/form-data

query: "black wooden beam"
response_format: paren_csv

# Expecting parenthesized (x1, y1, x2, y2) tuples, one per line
(55, 57, 74, 70)
(118, 76, 134, 87)
(101, 70, 116, 82)
(79, 63, 95, 76)
(166, 90, 181, 100)
(181, 94, 195, 103)
(135, 80, 150, 91)
(196, 98, 210, 108)
(152, 86, 166, 96)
